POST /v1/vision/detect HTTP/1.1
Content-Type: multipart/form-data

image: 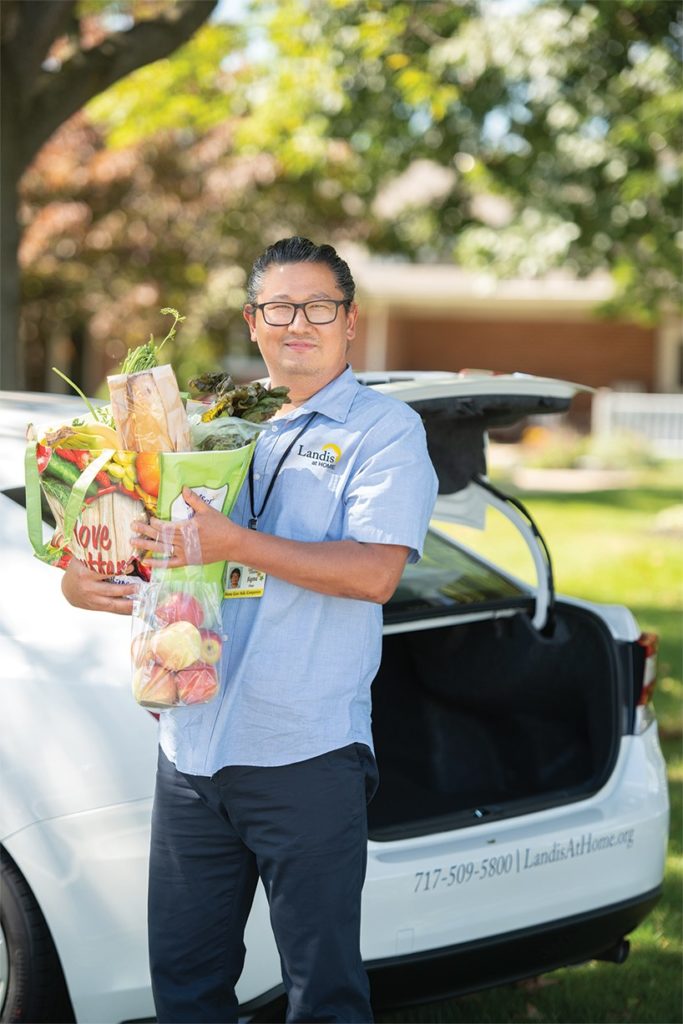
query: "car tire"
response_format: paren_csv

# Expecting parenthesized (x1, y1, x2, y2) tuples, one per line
(0, 851, 74, 1024)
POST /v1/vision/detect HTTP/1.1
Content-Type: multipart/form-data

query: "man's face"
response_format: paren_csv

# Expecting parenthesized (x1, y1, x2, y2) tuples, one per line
(243, 261, 357, 389)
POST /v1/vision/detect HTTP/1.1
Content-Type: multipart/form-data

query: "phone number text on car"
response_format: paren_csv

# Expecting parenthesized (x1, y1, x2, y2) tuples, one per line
(413, 828, 635, 893)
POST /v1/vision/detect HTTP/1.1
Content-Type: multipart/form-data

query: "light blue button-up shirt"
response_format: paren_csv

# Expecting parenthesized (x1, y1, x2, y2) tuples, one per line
(159, 367, 438, 774)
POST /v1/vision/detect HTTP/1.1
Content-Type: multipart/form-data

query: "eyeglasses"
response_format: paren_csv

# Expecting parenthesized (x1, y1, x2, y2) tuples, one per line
(248, 299, 350, 326)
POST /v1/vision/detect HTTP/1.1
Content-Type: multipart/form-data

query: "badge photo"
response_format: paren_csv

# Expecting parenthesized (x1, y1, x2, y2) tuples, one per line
(224, 561, 266, 598)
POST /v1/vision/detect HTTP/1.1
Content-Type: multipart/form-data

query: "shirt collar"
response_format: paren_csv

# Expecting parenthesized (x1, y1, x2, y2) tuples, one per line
(276, 365, 360, 424)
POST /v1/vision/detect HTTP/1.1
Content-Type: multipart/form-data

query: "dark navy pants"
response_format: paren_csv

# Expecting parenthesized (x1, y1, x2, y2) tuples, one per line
(148, 744, 379, 1024)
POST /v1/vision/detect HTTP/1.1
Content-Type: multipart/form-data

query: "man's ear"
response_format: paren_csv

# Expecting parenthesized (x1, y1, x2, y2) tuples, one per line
(345, 303, 358, 340)
(243, 306, 258, 342)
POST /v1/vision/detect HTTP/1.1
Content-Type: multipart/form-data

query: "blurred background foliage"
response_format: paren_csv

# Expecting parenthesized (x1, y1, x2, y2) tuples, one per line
(4, 0, 681, 393)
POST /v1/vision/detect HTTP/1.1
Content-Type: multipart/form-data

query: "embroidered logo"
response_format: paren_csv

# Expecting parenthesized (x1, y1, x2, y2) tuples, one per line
(296, 441, 342, 469)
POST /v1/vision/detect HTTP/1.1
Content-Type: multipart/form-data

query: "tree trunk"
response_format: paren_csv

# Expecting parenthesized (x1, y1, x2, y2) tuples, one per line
(0, 185, 21, 391)
(1, 58, 23, 390)
(0, 0, 218, 393)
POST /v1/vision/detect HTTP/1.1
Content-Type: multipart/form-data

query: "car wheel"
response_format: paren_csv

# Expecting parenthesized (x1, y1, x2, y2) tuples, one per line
(0, 851, 74, 1024)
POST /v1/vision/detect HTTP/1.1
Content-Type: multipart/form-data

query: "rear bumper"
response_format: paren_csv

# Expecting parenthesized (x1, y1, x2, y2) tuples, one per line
(366, 887, 661, 1011)
(243, 887, 661, 1020)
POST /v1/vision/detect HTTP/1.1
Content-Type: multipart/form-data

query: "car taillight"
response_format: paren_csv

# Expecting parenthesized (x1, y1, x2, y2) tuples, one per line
(637, 632, 658, 706)
(634, 632, 658, 733)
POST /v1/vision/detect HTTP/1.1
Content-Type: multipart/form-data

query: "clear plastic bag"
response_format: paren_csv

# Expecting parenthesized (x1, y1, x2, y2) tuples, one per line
(131, 574, 225, 710)
(187, 411, 267, 452)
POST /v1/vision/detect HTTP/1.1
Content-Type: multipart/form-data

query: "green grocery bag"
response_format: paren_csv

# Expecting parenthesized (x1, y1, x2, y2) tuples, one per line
(25, 440, 257, 587)
(154, 444, 257, 591)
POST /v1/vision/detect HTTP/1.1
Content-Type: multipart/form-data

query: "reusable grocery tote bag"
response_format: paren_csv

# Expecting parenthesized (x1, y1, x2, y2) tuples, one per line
(25, 442, 256, 585)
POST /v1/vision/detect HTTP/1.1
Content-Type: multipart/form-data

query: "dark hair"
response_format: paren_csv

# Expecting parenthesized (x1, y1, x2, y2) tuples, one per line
(246, 237, 355, 305)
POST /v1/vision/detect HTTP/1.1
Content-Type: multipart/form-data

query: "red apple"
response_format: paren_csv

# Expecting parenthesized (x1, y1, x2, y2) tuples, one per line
(199, 629, 223, 665)
(132, 663, 178, 708)
(176, 663, 219, 705)
(156, 592, 204, 627)
(151, 621, 202, 671)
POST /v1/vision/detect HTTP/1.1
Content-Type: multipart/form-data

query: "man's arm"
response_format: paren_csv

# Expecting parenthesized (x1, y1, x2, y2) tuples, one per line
(131, 487, 409, 604)
(212, 532, 409, 604)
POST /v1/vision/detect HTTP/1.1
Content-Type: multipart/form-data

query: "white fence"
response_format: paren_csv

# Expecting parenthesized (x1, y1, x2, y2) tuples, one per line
(592, 390, 683, 458)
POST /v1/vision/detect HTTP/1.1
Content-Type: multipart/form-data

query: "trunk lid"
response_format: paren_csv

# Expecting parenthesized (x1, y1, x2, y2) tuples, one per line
(361, 370, 592, 495)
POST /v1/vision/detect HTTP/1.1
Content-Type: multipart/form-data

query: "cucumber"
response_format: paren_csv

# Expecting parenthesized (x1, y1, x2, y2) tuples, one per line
(40, 475, 72, 507)
(44, 452, 99, 497)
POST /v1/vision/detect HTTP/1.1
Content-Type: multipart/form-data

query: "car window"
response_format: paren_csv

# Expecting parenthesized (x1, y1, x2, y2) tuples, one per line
(437, 510, 541, 591)
(386, 528, 529, 620)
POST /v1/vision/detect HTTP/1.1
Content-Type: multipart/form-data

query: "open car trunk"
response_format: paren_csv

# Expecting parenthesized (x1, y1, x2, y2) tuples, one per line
(364, 370, 612, 840)
(369, 603, 623, 841)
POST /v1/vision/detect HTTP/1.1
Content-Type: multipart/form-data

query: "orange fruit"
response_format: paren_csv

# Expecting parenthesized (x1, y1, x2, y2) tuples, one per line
(135, 451, 160, 497)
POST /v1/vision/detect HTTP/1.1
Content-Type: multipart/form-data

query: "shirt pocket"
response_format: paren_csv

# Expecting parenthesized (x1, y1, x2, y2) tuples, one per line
(267, 458, 346, 542)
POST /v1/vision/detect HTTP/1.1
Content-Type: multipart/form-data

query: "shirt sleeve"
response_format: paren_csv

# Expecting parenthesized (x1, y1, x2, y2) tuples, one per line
(342, 406, 438, 562)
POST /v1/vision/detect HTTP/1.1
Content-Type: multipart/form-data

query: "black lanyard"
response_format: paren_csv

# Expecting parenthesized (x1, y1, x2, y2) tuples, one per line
(247, 412, 318, 530)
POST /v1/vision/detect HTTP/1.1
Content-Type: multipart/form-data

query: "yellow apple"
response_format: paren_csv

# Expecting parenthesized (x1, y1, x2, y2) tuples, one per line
(150, 621, 202, 671)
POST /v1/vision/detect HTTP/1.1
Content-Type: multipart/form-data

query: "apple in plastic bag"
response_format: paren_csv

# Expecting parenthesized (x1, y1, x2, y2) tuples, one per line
(156, 592, 204, 627)
(199, 629, 223, 665)
(133, 663, 178, 708)
(151, 621, 202, 671)
(131, 631, 155, 669)
(176, 663, 219, 705)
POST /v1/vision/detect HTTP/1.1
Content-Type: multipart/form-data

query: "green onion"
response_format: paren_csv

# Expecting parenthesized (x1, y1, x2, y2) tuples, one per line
(119, 308, 185, 375)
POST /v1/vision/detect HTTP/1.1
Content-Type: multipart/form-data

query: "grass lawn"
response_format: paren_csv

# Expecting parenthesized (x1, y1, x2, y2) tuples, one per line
(378, 461, 682, 1024)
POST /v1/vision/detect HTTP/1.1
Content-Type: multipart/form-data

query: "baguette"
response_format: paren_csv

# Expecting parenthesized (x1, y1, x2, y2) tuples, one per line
(108, 365, 191, 452)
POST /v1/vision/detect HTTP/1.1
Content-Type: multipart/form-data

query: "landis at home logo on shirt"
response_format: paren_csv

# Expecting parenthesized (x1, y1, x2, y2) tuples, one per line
(296, 441, 342, 469)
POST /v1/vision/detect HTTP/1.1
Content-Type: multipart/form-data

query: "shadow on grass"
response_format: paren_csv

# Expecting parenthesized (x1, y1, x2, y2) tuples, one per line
(376, 946, 682, 1024)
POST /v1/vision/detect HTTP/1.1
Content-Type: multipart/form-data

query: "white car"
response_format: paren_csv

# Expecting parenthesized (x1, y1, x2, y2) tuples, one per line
(0, 374, 669, 1024)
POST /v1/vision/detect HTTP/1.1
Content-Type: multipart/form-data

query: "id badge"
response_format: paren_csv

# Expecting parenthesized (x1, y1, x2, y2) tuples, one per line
(224, 561, 266, 598)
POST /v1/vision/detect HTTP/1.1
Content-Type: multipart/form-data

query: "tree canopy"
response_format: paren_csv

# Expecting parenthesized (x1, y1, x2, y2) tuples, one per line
(10, 0, 683, 393)
(1, 0, 217, 389)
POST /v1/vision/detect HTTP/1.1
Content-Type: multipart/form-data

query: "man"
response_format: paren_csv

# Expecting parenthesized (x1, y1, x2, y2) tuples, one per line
(62, 237, 438, 1023)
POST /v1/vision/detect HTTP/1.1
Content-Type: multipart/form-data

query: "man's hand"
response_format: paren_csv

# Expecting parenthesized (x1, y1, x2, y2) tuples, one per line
(61, 557, 138, 615)
(130, 488, 236, 568)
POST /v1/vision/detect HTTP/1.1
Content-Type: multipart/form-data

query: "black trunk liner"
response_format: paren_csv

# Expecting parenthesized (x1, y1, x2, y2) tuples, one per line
(369, 608, 619, 838)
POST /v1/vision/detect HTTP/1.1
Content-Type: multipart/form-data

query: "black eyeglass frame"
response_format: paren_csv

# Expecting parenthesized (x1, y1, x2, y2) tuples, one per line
(247, 299, 351, 326)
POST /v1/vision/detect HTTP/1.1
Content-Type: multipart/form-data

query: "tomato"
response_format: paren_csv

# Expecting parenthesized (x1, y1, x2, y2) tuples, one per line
(36, 443, 51, 474)
(135, 452, 160, 497)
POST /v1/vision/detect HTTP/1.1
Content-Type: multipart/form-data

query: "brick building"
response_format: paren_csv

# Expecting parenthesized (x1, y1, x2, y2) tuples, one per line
(347, 261, 682, 430)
